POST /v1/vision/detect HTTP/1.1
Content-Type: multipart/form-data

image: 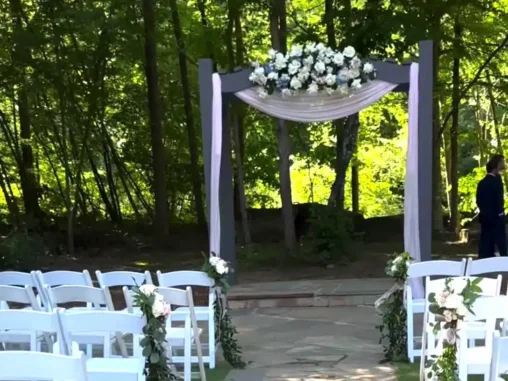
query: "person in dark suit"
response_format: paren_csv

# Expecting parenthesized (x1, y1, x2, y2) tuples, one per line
(476, 154, 507, 258)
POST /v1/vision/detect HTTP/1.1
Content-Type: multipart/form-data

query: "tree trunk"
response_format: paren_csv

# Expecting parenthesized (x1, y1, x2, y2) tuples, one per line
(169, 0, 206, 226)
(351, 159, 359, 213)
(270, 0, 296, 252)
(449, 16, 461, 234)
(142, 0, 170, 241)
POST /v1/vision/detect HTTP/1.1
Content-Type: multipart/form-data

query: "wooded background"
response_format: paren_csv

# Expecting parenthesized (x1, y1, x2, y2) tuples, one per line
(0, 0, 507, 260)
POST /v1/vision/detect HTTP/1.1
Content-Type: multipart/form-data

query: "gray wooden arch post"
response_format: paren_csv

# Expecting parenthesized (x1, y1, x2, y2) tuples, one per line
(199, 40, 433, 284)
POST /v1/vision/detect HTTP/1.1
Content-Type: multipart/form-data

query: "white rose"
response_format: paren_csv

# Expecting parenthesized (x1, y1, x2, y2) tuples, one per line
(456, 302, 468, 317)
(281, 88, 292, 97)
(280, 74, 290, 81)
(326, 66, 333, 74)
(290, 77, 302, 90)
(251, 61, 260, 68)
(325, 47, 334, 57)
(316, 43, 325, 52)
(437, 291, 450, 308)
(405, 260, 411, 268)
(303, 55, 314, 67)
(304, 43, 316, 54)
(333, 53, 344, 66)
(257, 88, 268, 98)
(349, 68, 360, 79)
(391, 264, 397, 273)
(268, 49, 277, 59)
(343, 46, 356, 58)
(267, 71, 278, 80)
(216, 260, 228, 275)
(274, 53, 287, 70)
(209, 256, 220, 266)
(351, 56, 362, 69)
(363, 62, 374, 74)
(351, 79, 362, 89)
(444, 293, 464, 310)
(298, 66, 310, 81)
(140, 284, 157, 296)
(288, 60, 301, 75)
(325, 74, 336, 86)
(254, 67, 265, 76)
(338, 68, 350, 82)
(152, 299, 166, 318)
(314, 61, 326, 74)
(325, 87, 335, 95)
(289, 45, 303, 57)
(307, 82, 319, 95)
(338, 85, 348, 94)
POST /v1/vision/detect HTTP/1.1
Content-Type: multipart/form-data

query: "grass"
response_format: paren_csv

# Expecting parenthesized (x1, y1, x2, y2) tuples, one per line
(205, 363, 233, 381)
(395, 362, 506, 381)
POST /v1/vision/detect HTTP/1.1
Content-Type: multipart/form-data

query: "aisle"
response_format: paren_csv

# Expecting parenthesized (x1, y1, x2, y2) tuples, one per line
(226, 306, 396, 381)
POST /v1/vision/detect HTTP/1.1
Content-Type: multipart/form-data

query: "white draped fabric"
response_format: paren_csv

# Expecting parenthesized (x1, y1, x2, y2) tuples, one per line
(235, 80, 397, 123)
(406, 63, 424, 299)
(210, 64, 424, 299)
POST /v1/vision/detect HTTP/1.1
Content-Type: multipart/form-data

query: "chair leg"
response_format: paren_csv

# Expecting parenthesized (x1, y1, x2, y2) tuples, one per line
(407, 311, 414, 363)
(184, 335, 191, 381)
(194, 335, 207, 381)
(209, 317, 215, 369)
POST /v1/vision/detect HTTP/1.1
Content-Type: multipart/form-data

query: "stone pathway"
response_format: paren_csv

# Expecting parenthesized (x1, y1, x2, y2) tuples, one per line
(225, 306, 396, 381)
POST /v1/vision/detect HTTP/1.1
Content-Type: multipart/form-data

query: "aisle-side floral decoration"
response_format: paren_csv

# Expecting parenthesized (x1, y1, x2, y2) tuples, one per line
(377, 252, 413, 362)
(202, 253, 246, 369)
(249, 43, 376, 98)
(132, 284, 176, 381)
(425, 278, 482, 381)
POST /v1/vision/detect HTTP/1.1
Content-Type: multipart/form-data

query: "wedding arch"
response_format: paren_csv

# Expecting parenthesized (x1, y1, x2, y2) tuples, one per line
(198, 40, 434, 294)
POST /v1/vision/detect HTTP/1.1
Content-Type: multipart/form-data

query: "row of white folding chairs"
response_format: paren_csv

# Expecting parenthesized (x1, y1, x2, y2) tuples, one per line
(420, 279, 508, 381)
(406, 256, 508, 362)
(0, 269, 217, 368)
(0, 287, 206, 381)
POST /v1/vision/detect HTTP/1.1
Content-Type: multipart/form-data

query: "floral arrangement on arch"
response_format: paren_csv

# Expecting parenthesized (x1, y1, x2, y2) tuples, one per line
(202, 253, 246, 369)
(132, 284, 176, 381)
(249, 43, 376, 98)
(425, 277, 482, 381)
(377, 252, 413, 362)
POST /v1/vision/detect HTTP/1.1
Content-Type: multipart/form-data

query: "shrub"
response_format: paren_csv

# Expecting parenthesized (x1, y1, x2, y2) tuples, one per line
(0, 230, 47, 271)
(307, 206, 353, 263)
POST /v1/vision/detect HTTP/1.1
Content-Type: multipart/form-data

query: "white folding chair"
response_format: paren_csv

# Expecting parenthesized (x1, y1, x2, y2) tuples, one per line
(0, 286, 46, 349)
(59, 310, 144, 381)
(423, 275, 501, 352)
(34, 270, 94, 311)
(0, 271, 42, 309)
(489, 331, 508, 381)
(125, 286, 206, 381)
(96, 270, 153, 312)
(465, 257, 508, 275)
(0, 351, 88, 381)
(405, 259, 466, 362)
(157, 270, 216, 368)
(45, 285, 120, 357)
(0, 309, 60, 352)
(457, 296, 508, 381)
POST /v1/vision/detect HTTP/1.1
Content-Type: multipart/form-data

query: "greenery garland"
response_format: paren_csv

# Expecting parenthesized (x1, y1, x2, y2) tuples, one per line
(425, 277, 482, 380)
(202, 253, 246, 369)
(377, 252, 412, 362)
(132, 284, 177, 381)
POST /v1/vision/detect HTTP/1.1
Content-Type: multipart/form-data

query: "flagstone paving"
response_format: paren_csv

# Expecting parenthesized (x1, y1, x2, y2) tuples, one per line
(225, 306, 396, 381)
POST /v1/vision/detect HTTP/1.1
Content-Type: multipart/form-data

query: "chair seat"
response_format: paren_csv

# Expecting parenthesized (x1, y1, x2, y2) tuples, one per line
(0, 330, 33, 343)
(87, 357, 145, 381)
(170, 307, 211, 321)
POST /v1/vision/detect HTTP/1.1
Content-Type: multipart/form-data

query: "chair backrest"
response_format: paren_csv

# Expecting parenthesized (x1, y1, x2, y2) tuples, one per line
(35, 270, 94, 310)
(489, 331, 508, 381)
(58, 310, 144, 357)
(156, 286, 191, 307)
(0, 285, 40, 310)
(0, 271, 37, 287)
(96, 270, 153, 288)
(465, 257, 508, 276)
(0, 351, 88, 381)
(407, 259, 466, 279)
(45, 285, 114, 310)
(0, 309, 60, 350)
(425, 276, 502, 299)
(157, 271, 214, 288)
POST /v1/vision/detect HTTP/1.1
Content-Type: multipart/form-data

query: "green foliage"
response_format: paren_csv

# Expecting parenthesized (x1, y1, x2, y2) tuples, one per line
(0, 230, 47, 271)
(377, 288, 408, 363)
(307, 206, 353, 263)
